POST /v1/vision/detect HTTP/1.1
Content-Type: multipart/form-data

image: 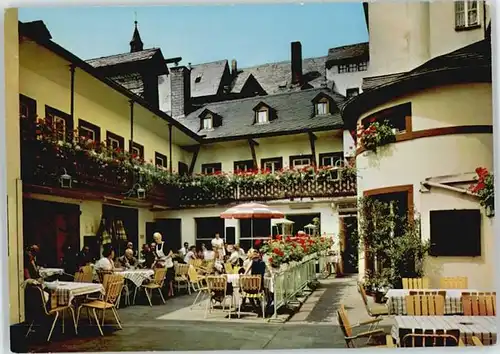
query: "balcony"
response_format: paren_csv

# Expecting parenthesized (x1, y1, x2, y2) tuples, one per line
(20, 119, 356, 207)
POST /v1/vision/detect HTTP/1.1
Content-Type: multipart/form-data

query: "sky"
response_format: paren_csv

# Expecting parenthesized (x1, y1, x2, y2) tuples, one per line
(19, 3, 368, 68)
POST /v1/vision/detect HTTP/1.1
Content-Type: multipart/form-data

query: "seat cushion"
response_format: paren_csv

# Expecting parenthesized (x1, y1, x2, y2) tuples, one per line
(370, 305, 389, 316)
(81, 300, 114, 309)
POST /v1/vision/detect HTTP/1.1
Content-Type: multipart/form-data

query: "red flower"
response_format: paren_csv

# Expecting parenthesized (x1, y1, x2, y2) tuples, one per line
(254, 239, 262, 246)
(268, 257, 273, 264)
(276, 235, 282, 241)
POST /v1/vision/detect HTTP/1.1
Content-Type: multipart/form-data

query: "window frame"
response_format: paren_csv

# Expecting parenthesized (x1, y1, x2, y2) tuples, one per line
(338, 61, 368, 73)
(201, 163, 222, 175)
(315, 98, 329, 116)
(129, 141, 144, 160)
(45, 105, 73, 143)
(289, 155, 313, 169)
(455, 0, 480, 30)
(155, 152, 167, 168)
(202, 116, 213, 130)
(78, 119, 101, 143)
(234, 159, 254, 172)
(360, 102, 413, 140)
(319, 152, 344, 167)
(19, 94, 37, 121)
(261, 157, 283, 173)
(106, 131, 125, 151)
(256, 109, 269, 124)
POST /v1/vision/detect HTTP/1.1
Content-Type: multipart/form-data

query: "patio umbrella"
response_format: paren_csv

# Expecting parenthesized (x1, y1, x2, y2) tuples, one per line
(220, 203, 284, 242)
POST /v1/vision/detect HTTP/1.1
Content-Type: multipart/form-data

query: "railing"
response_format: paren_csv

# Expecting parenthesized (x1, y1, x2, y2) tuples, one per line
(269, 252, 329, 321)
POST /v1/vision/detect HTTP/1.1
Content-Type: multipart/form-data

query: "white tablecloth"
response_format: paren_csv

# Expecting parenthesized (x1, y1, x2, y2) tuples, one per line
(115, 269, 154, 287)
(226, 274, 274, 293)
(391, 315, 497, 346)
(386, 289, 475, 315)
(39, 268, 64, 278)
(44, 281, 104, 306)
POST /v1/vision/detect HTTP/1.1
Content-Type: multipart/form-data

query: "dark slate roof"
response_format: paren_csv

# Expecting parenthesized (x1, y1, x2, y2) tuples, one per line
(326, 42, 369, 67)
(178, 88, 345, 141)
(190, 60, 228, 97)
(108, 72, 144, 96)
(231, 56, 329, 94)
(19, 21, 52, 41)
(86, 48, 160, 68)
(362, 72, 406, 91)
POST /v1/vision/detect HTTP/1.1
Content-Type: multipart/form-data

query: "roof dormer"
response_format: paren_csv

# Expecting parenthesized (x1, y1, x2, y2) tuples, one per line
(252, 102, 275, 124)
(198, 109, 222, 131)
(311, 92, 336, 116)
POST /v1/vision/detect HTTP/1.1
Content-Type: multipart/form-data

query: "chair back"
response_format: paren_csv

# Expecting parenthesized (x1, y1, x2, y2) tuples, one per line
(462, 294, 496, 316)
(104, 278, 125, 305)
(102, 274, 123, 293)
(175, 263, 190, 277)
(189, 259, 203, 268)
(409, 290, 446, 298)
(439, 276, 468, 289)
(206, 275, 227, 292)
(405, 295, 445, 315)
(152, 267, 167, 287)
(357, 282, 369, 306)
(96, 269, 113, 284)
(336, 304, 353, 339)
(240, 275, 262, 293)
(188, 265, 200, 283)
(25, 284, 50, 319)
(224, 262, 234, 274)
(75, 265, 93, 283)
(203, 260, 214, 273)
(401, 332, 460, 347)
(402, 277, 429, 289)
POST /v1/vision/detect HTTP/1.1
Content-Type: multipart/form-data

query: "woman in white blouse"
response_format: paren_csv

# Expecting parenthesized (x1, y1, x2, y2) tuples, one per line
(211, 233, 225, 260)
(95, 246, 115, 271)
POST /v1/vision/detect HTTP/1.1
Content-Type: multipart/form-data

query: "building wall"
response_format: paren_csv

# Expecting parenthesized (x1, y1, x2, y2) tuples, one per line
(355, 83, 493, 289)
(194, 131, 344, 172)
(326, 65, 368, 96)
(155, 200, 339, 247)
(5, 8, 24, 325)
(19, 40, 189, 167)
(429, 1, 489, 58)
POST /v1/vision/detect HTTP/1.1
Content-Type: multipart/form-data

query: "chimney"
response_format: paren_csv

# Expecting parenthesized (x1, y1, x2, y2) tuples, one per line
(291, 41, 303, 85)
(231, 59, 238, 76)
(170, 66, 191, 118)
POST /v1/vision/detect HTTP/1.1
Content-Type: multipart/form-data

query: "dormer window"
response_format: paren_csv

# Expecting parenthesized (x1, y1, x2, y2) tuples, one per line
(312, 93, 335, 117)
(257, 110, 269, 124)
(203, 116, 213, 130)
(316, 101, 328, 115)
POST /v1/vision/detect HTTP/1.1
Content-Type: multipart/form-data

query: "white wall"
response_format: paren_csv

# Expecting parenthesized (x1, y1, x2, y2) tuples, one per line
(355, 83, 493, 289)
(326, 65, 368, 96)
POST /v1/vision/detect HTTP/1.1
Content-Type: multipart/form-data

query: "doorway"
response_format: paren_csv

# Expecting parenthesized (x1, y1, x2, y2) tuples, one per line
(148, 218, 182, 252)
(23, 198, 80, 267)
(102, 204, 139, 256)
(340, 215, 359, 274)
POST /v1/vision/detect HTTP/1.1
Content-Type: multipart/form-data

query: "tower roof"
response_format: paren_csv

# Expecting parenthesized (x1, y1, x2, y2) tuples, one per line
(130, 21, 144, 53)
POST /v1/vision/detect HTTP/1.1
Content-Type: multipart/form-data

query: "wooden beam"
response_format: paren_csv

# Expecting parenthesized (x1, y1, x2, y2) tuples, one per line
(248, 139, 258, 169)
(168, 124, 173, 173)
(308, 132, 317, 166)
(188, 145, 200, 174)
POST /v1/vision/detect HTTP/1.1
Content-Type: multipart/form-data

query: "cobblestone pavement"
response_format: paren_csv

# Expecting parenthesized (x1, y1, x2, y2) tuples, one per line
(10, 275, 393, 352)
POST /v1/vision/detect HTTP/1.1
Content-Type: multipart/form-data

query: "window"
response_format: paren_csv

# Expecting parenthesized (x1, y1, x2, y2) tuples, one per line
(429, 209, 481, 256)
(78, 119, 101, 143)
(129, 141, 144, 159)
(261, 157, 283, 173)
(316, 102, 328, 115)
(45, 106, 73, 143)
(319, 152, 344, 167)
(155, 152, 167, 168)
(346, 88, 359, 98)
(455, 1, 479, 29)
(362, 102, 412, 135)
(234, 160, 254, 172)
(106, 131, 124, 151)
(19, 94, 36, 121)
(257, 110, 269, 124)
(202, 117, 213, 130)
(195, 217, 224, 249)
(201, 163, 222, 174)
(239, 218, 270, 252)
(290, 155, 312, 169)
(338, 62, 368, 73)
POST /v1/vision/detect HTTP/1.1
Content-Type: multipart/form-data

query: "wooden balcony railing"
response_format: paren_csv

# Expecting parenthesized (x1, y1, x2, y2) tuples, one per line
(21, 138, 356, 207)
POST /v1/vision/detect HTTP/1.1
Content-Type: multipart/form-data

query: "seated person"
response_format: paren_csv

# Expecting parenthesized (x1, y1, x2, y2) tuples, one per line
(184, 245, 197, 264)
(228, 246, 243, 267)
(140, 244, 155, 269)
(95, 246, 115, 272)
(243, 250, 267, 315)
(116, 248, 138, 269)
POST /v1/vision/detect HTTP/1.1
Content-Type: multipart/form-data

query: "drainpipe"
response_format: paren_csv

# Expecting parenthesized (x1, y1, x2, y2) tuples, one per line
(422, 181, 478, 197)
(69, 64, 75, 123)
(168, 124, 173, 173)
(129, 100, 134, 162)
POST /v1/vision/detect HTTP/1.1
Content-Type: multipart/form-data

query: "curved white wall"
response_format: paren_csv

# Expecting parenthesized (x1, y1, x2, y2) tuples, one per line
(356, 83, 493, 289)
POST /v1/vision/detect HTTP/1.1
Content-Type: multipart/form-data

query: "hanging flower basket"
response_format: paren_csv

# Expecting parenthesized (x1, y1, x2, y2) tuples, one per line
(358, 120, 396, 152)
(470, 167, 495, 217)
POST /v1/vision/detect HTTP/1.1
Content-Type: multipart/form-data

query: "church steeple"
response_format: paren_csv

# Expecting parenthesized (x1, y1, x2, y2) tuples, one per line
(129, 20, 144, 53)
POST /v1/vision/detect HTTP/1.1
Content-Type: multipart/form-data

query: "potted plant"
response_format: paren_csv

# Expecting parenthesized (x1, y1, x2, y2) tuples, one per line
(364, 269, 392, 303)
(358, 119, 396, 152)
(470, 167, 495, 217)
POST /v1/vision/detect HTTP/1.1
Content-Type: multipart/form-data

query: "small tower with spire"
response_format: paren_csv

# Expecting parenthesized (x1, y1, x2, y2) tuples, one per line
(130, 20, 144, 53)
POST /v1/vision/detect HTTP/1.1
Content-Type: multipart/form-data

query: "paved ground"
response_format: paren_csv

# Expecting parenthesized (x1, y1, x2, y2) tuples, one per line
(10, 274, 394, 352)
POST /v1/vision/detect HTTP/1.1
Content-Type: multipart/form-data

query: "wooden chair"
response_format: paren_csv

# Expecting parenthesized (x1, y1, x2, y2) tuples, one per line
(439, 276, 468, 289)
(189, 259, 203, 268)
(337, 305, 395, 348)
(462, 294, 496, 316)
(174, 263, 191, 294)
(402, 277, 429, 289)
(205, 275, 234, 319)
(357, 282, 388, 330)
(96, 269, 114, 284)
(471, 336, 484, 346)
(401, 332, 465, 347)
(76, 277, 124, 336)
(405, 295, 445, 315)
(135, 267, 167, 306)
(24, 285, 78, 342)
(238, 275, 266, 319)
(74, 265, 93, 283)
(224, 262, 234, 274)
(188, 265, 209, 308)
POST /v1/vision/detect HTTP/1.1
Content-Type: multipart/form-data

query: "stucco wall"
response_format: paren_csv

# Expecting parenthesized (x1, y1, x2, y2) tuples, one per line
(355, 83, 493, 289)
(326, 65, 367, 97)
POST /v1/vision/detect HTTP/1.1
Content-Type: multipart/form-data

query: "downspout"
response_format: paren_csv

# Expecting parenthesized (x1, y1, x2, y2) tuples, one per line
(129, 100, 134, 161)
(422, 181, 478, 198)
(69, 64, 75, 122)
(483, 0, 487, 38)
(168, 124, 173, 173)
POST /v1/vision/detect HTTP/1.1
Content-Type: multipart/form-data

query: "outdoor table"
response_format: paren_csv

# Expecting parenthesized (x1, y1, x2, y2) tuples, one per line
(44, 281, 104, 306)
(391, 315, 497, 346)
(226, 274, 274, 293)
(386, 289, 475, 315)
(114, 269, 154, 288)
(39, 267, 64, 278)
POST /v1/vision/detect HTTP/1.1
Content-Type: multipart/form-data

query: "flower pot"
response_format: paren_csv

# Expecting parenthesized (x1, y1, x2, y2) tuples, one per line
(373, 291, 386, 304)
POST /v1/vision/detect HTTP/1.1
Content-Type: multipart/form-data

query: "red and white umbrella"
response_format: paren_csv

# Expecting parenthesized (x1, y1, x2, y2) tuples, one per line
(220, 203, 284, 219)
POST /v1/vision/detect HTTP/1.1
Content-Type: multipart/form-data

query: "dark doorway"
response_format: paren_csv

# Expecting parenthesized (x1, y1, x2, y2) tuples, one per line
(23, 198, 80, 267)
(285, 213, 321, 235)
(341, 215, 358, 274)
(178, 162, 189, 176)
(102, 204, 138, 256)
(150, 218, 182, 252)
(195, 217, 224, 249)
(226, 226, 236, 245)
